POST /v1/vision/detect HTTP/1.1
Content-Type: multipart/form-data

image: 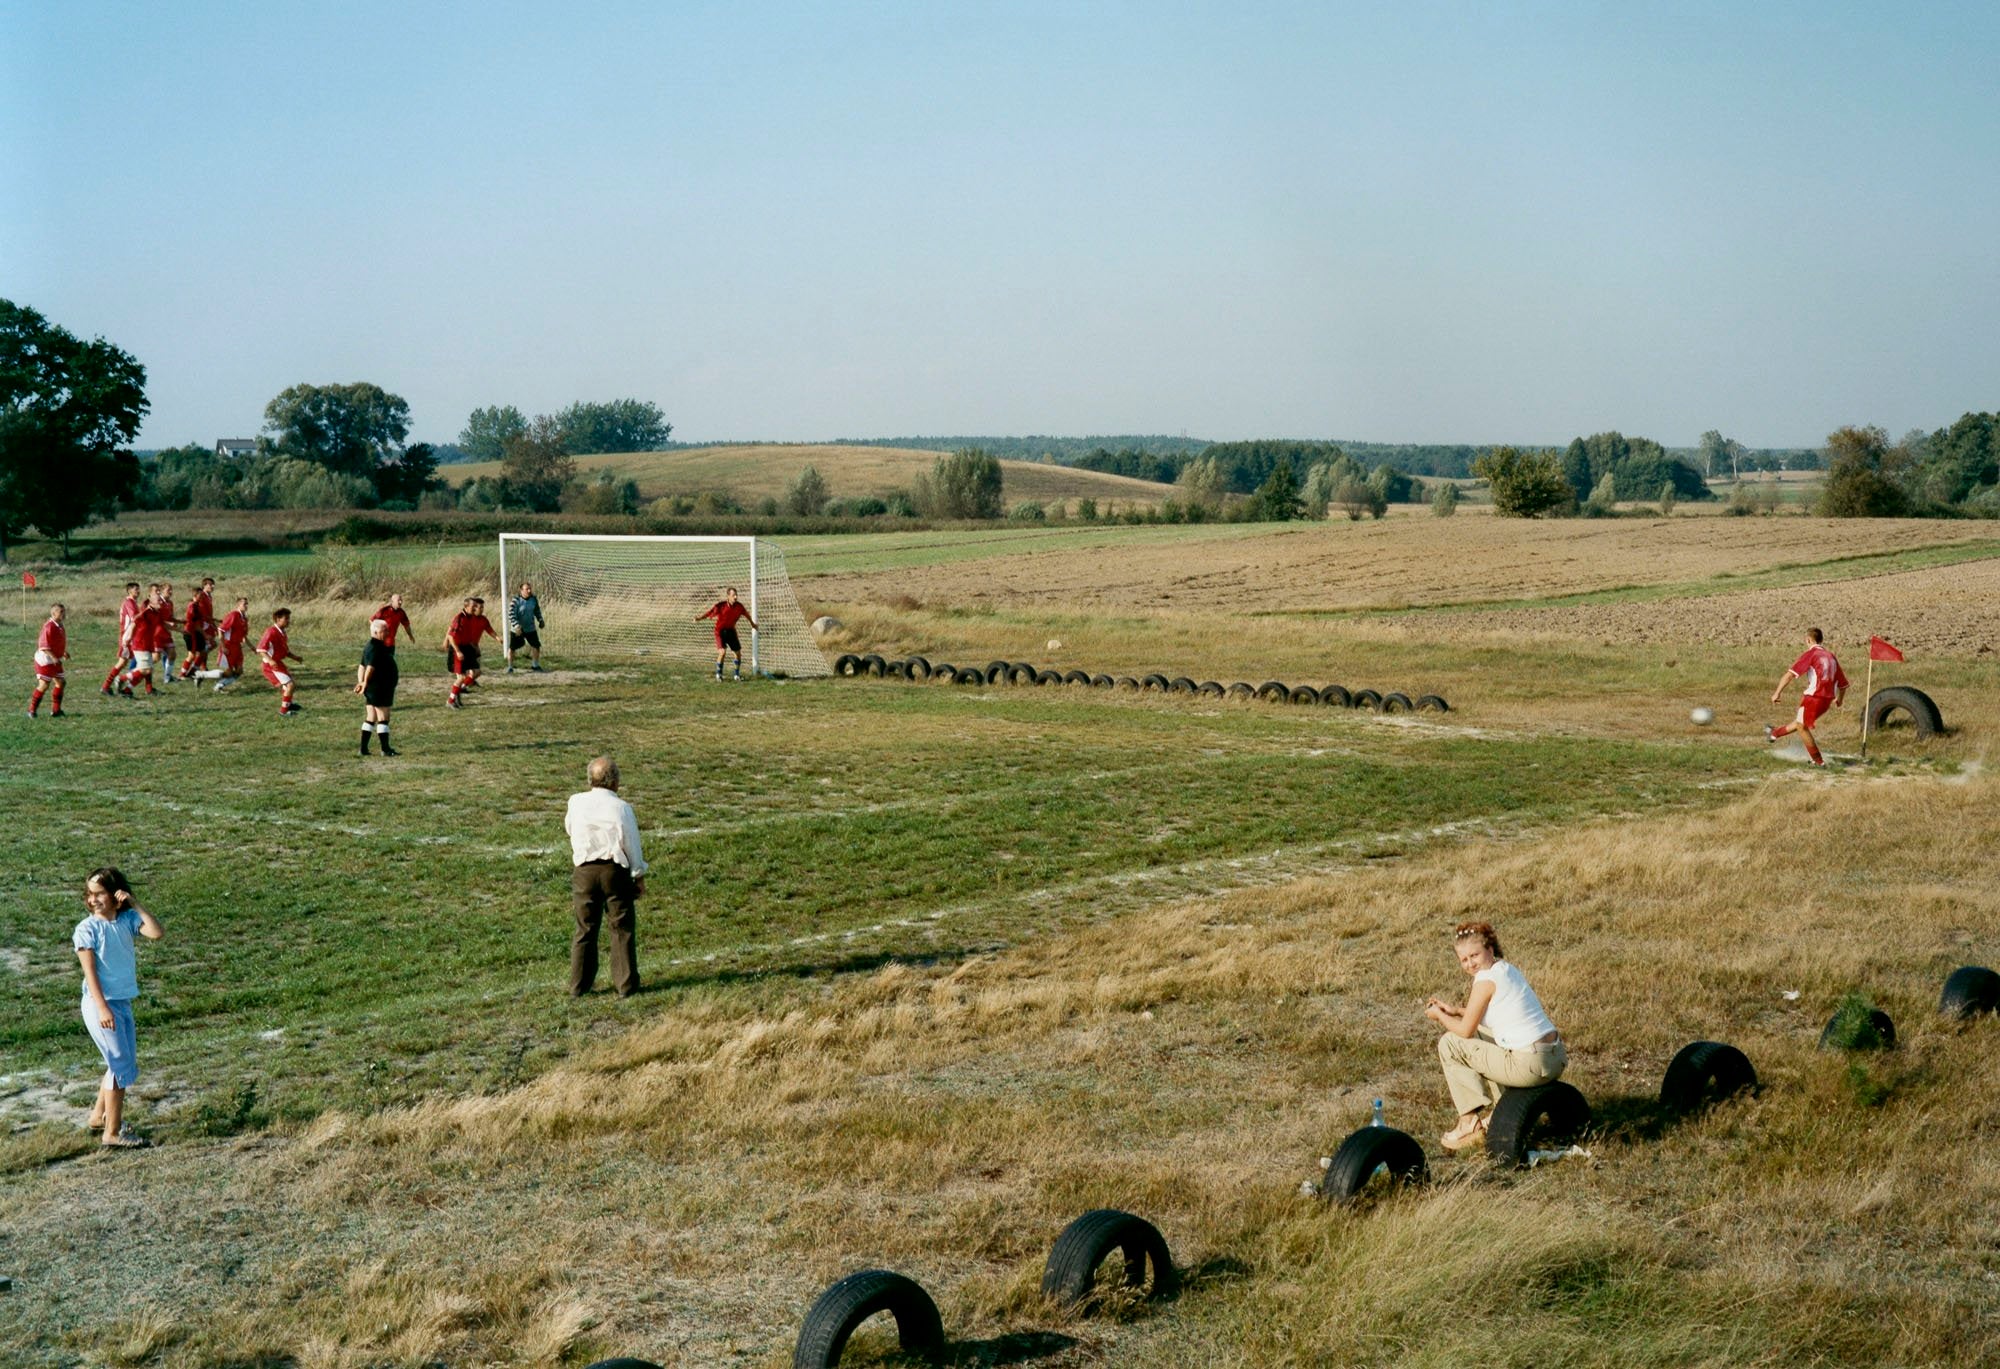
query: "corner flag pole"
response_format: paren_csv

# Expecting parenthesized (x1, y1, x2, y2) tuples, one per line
(1859, 653, 1874, 761)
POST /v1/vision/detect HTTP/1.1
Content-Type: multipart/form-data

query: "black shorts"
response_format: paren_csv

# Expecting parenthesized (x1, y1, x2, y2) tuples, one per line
(717, 627, 741, 653)
(363, 660, 399, 708)
(509, 630, 540, 651)
(455, 644, 481, 674)
(183, 630, 203, 653)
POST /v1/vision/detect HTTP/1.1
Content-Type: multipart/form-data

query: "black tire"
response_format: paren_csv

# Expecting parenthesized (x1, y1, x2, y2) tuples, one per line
(1320, 1125, 1427, 1205)
(1009, 663, 1039, 686)
(1168, 676, 1197, 695)
(955, 667, 984, 685)
(1040, 1209, 1176, 1306)
(860, 654, 887, 678)
(904, 656, 931, 681)
(1091, 674, 1116, 689)
(1351, 689, 1383, 711)
(983, 662, 1010, 685)
(793, 1269, 945, 1368)
(1114, 676, 1140, 691)
(1289, 685, 1321, 705)
(1140, 673, 1170, 693)
(929, 662, 957, 684)
(1226, 682, 1255, 700)
(1381, 692, 1414, 714)
(1035, 669, 1063, 686)
(1819, 1008, 1896, 1051)
(1062, 670, 1092, 686)
(585, 1360, 665, 1369)
(1939, 965, 2000, 1019)
(1416, 694, 1449, 712)
(1256, 680, 1289, 703)
(1197, 681, 1226, 698)
(1867, 686, 1943, 739)
(833, 654, 862, 678)
(1658, 1041, 1757, 1114)
(1317, 684, 1351, 708)
(1485, 1081, 1592, 1168)
(885, 660, 909, 679)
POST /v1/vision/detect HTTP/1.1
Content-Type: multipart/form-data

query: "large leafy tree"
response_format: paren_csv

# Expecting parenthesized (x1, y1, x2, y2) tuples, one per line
(1818, 425, 1909, 517)
(916, 449, 1004, 519)
(459, 404, 527, 463)
(1253, 457, 1305, 520)
(1474, 446, 1574, 517)
(0, 300, 147, 559)
(262, 381, 409, 477)
(497, 414, 577, 512)
(556, 398, 672, 454)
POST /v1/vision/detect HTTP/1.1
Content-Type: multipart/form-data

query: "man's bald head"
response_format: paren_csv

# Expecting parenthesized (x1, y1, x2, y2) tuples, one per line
(588, 756, 619, 790)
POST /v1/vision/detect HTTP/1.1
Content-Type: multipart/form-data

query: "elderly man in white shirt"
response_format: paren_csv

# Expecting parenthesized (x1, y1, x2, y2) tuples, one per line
(564, 755, 648, 997)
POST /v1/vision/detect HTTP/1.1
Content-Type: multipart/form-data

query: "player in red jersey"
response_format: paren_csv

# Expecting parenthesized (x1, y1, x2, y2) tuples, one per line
(204, 596, 251, 691)
(176, 577, 217, 680)
(443, 597, 498, 709)
(123, 587, 168, 696)
(258, 608, 304, 716)
(29, 603, 68, 717)
(371, 592, 413, 646)
(696, 586, 758, 681)
(102, 582, 141, 696)
(1766, 627, 1847, 767)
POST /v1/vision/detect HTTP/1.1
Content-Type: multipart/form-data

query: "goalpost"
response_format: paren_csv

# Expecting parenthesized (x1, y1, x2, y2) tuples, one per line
(495, 533, 831, 677)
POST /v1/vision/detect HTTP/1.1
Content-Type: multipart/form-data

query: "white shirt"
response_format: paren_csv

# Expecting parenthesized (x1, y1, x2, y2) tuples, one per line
(565, 786, 648, 877)
(1475, 960, 1557, 1049)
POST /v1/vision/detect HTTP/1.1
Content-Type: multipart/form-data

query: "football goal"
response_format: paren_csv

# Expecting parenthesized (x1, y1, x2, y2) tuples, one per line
(496, 533, 831, 677)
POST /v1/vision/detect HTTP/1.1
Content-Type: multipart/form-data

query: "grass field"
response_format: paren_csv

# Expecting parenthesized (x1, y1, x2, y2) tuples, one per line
(443, 444, 1179, 512)
(2, 515, 1995, 1365)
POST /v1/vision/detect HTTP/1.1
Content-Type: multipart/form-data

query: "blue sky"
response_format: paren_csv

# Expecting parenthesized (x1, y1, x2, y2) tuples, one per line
(5, 1, 1996, 449)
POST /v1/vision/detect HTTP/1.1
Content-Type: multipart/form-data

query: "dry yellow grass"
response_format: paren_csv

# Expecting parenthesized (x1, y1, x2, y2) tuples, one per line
(444, 443, 1176, 509)
(12, 769, 1997, 1364)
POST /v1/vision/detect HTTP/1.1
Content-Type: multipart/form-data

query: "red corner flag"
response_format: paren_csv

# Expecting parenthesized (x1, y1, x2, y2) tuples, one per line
(1869, 636, 1904, 663)
(20, 572, 34, 588)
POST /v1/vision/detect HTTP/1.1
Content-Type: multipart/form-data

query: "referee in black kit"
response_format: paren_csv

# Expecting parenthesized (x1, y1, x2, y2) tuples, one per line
(354, 616, 401, 756)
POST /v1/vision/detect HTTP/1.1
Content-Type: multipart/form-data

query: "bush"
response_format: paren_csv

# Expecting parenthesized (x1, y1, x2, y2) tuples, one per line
(1819, 426, 1909, 517)
(1823, 992, 1893, 1051)
(784, 464, 829, 516)
(1431, 481, 1459, 517)
(1583, 471, 1619, 518)
(1010, 500, 1046, 522)
(1075, 497, 1098, 522)
(914, 448, 1004, 519)
(1658, 481, 1677, 515)
(1474, 447, 1574, 518)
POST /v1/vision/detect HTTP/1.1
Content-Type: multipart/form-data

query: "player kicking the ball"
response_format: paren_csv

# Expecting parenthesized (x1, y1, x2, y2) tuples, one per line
(1767, 627, 1847, 767)
(258, 608, 304, 716)
(697, 586, 757, 681)
(29, 603, 68, 717)
(444, 597, 498, 709)
(203, 597, 251, 690)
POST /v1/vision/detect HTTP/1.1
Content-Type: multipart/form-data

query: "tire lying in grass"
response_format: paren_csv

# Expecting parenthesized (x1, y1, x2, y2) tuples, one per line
(1256, 680, 1289, 703)
(929, 662, 957, 684)
(1040, 1209, 1177, 1307)
(1938, 965, 2000, 1019)
(1010, 663, 1040, 686)
(1819, 1006, 1896, 1051)
(1381, 692, 1414, 714)
(955, 667, 984, 685)
(1115, 676, 1140, 691)
(1350, 689, 1382, 711)
(1168, 676, 1198, 695)
(1317, 684, 1351, 708)
(793, 1269, 945, 1368)
(983, 662, 1010, 685)
(1658, 1041, 1757, 1115)
(1140, 673, 1171, 693)
(885, 660, 909, 679)
(904, 656, 931, 681)
(1289, 685, 1321, 705)
(1226, 682, 1255, 700)
(1320, 1125, 1427, 1205)
(1063, 669, 1092, 686)
(1091, 674, 1116, 689)
(1197, 680, 1226, 698)
(1416, 694, 1450, 712)
(1866, 686, 1943, 739)
(1485, 1081, 1592, 1167)
(860, 654, 887, 678)
(1035, 669, 1064, 686)
(585, 1359, 666, 1369)
(833, 654, 863, 677)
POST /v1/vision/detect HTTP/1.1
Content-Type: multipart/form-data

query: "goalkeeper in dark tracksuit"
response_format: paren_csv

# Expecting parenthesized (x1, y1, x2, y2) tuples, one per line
(507, 582, 545, 673)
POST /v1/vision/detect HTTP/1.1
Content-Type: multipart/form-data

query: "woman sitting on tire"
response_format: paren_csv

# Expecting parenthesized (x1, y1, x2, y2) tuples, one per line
(1424, 921, 1565, 1152)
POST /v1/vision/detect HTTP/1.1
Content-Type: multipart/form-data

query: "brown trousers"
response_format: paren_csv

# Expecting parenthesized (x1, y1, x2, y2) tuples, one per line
(571, 860, 640, 996)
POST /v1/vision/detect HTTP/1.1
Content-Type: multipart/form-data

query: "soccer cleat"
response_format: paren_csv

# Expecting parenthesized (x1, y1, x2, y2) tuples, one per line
(505, 665, 514, 674)
(379, 743, 398, 757)
(100, 686, 113, 698)
(50, 710, 65, 718)
(1763, 725, 1777, 743)
(447, 693, 462, 709)
(531, 662, 543, 672)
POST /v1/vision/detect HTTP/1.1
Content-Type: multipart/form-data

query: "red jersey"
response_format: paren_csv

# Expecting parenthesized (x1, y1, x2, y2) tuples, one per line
(150, 599, 175, 649)
(1790, 645, 1848, 701)
(701, 600, 751, 635)
(371, 604, 413, 646)
(447, 612, 495, 647)
(117, 596, 139, 646)
(36, 620, 66, 659)
(189, 590, 214, 633)
(218, 610, 249, 648)
(132, 604, 166, 651)
(258, 624, 294, 663)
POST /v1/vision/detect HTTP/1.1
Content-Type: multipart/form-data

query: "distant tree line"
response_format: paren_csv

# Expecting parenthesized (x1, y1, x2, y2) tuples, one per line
(1818, 414, 2000, 517)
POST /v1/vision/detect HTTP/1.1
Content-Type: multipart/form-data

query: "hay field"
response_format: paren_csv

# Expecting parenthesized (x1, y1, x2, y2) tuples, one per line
(445, 444, 1176, 510)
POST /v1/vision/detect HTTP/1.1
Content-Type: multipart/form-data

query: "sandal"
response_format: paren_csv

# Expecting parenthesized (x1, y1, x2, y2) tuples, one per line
(1440, 1114, 1488, 1152)
(100, 1130, 151, 1150)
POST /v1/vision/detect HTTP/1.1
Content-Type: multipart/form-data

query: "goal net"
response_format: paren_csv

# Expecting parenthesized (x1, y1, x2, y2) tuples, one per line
(496, 534, 830, 677)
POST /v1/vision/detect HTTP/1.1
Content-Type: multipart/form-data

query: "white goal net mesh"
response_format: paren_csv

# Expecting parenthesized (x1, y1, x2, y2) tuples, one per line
(497, 535, 830, 677)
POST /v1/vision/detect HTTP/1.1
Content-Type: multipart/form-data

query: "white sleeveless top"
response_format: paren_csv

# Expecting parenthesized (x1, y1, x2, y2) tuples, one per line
(1475, 960, 1558, 1049)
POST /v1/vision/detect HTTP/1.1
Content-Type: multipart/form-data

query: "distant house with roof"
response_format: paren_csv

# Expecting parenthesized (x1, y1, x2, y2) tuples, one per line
(215, 438, 256, 459)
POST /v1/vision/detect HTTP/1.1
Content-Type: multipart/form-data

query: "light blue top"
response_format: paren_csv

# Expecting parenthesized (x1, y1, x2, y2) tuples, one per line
(73, 907, 142, 1001)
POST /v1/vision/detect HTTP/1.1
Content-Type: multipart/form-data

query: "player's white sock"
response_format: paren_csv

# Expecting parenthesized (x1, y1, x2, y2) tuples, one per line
(194, 669, 223, 680)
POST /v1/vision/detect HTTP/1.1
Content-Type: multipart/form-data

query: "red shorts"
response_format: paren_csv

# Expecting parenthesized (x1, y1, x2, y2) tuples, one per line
(1799, 694, 1832, 728)
(261, 662, 293, 689)
(221, 647, 243, 672)
(34, 652, 63, 680)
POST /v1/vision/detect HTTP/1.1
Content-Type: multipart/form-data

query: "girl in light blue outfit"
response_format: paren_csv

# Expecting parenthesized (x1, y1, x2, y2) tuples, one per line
(72, 867, 163, 1148)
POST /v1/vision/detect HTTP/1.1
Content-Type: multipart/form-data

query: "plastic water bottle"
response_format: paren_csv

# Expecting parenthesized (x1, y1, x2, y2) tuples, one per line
(1371, 1098, 1385, 1128)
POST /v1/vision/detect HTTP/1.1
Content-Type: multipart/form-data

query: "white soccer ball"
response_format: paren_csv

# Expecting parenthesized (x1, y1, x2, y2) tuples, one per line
(811, 615, 842, 636)
(1046, 639, 1063, 651)
(1690, 706, 1715, 726)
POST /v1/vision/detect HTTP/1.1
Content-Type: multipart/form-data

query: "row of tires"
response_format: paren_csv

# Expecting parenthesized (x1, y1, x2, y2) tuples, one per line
(1812, 964, 2000, 1052)
(586, 1208, 1175, 1369)
(832, 653, 1449, 712)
